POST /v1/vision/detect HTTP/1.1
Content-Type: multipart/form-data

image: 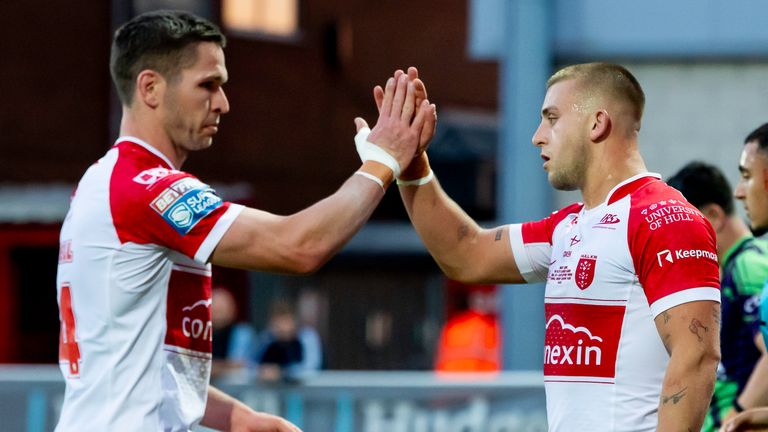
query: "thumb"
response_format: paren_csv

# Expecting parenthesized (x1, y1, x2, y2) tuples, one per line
(354, 117, 369, 132)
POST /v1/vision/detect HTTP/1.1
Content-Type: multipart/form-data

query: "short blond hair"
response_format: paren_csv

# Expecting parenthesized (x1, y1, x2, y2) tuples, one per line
(548, 62, 645, 129)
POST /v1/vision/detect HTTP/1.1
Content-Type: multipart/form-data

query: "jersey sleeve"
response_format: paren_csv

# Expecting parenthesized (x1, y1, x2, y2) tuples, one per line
(628, 195, 720, 317)
(111, 169, 244, 264)
(508, 203, 583, 283)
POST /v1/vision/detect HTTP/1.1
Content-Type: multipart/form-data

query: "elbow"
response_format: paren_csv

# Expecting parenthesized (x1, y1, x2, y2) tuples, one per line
(283, 243, 332, 275)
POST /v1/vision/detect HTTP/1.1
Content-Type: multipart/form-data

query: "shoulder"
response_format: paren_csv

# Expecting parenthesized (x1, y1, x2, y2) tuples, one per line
(627, 179, 711, 236)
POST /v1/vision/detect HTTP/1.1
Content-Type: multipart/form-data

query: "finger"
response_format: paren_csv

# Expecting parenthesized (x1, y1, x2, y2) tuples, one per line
(390, 74, 408, 119)
(401, 81, 416, 122)
(394, 69, 404, 81)
(413, 78, 428, 104)
(354, 117, 369, 132)
(418, 103, 437, 153)
(407, 66, 419, 81)
(379, 77, 396, 117)
(410, 99, 430, 135)
(373, 86, 384, 112)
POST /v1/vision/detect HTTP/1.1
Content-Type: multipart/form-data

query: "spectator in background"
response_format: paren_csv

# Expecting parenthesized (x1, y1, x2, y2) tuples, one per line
(667, 161, 768, 432)
(720, 124, 768, 431)
(211, 287, 256, 379)
(435, 283, 500, 372)
(255, 300, 322, 382)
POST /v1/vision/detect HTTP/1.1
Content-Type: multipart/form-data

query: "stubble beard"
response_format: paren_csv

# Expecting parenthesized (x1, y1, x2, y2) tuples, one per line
(547, 140, 588, 191)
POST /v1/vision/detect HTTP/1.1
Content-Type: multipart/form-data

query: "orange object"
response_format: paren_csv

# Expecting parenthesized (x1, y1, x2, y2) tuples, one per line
(435, 310, 500, 372)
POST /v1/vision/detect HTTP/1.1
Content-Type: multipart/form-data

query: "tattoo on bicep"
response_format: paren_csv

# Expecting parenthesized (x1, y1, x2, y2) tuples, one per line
(689, 318, 709, 342)
(661, 311, 671, 325)
(458, 224, 470, 241)
(712, 306, 721, 326)
(495, 228, 503, 241)
(661, 387, 687, 405)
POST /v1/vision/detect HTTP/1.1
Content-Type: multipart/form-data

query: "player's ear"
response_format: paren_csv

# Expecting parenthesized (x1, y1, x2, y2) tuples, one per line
(589, 110, 611, 142)
(699, 203, 725, 232)
(136, 70, 165, 109)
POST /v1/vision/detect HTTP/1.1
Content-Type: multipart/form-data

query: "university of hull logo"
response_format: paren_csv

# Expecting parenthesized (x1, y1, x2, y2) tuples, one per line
(544, 303, 624, 380)
(575, 254, 597, 290)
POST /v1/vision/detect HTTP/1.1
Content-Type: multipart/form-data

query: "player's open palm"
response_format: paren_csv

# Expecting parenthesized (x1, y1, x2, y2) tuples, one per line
(359, 73, 433, 174)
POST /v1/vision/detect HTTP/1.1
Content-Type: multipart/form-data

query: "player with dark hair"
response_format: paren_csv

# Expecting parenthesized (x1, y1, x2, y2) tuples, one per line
(55, 10, 435, 432)
(720, 123, 768, 431)
(668, 161, 768, 431)
(386, 63, 721, 431)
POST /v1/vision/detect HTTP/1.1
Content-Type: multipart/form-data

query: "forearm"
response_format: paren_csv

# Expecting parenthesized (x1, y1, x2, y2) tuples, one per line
(399, 176, 485, 281)
(736, 353, 768, 409)
(201, 386, 240, 431)
(281, 164, 386, 272)
(657, 352, 718, 431)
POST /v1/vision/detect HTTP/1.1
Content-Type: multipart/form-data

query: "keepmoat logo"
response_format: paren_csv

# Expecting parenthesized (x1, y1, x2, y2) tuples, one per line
(656, 248, 717, 267)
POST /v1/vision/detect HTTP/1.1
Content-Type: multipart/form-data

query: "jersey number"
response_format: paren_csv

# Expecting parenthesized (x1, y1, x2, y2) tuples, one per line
(59, 283, 81, 376)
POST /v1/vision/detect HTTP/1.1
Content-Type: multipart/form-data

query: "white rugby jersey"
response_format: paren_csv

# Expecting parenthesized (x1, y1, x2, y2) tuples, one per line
(509, 173, 720, 432)
(55, 137, 243, 431)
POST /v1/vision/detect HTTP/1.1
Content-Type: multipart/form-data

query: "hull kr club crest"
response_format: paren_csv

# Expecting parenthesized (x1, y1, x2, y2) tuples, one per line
(576, 254, 597, 290)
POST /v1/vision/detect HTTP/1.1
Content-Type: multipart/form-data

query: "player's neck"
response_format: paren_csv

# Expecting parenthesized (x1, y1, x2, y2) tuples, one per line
(580, 146, 647, 209)
(118, 109, 188, 169)
(716, 216, 752, 261)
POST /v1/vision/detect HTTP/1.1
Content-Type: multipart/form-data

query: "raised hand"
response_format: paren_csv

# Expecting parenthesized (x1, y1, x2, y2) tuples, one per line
(354, 73, 433, 175)
(374, 67, 437, 156)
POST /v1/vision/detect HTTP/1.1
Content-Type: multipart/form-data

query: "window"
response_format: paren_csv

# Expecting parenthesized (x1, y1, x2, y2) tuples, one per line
(222, 0, 299, 38)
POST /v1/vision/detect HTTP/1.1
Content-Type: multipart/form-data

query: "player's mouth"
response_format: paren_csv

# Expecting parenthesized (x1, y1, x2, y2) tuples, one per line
(541, 154, 550, 169)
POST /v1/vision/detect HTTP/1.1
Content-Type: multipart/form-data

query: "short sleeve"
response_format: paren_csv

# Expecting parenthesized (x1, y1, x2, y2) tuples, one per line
(628, 195, 720, 317)
(509, 203, 583, 282)
(111, 166, 243, 264)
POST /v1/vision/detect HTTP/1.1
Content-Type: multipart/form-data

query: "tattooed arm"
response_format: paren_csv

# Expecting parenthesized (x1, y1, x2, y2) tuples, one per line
(655, 300, 721, 432)
(399, 175, 525, 284)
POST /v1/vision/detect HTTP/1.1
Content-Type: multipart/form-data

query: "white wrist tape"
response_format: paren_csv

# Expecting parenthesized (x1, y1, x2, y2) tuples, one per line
(354, 171, 385, 188)
(354, 127, 401, 178)
(396, 170, 435, 186)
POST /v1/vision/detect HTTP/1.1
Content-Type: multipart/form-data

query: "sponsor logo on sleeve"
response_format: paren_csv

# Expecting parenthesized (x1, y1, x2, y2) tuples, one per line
(642, 200, 700, 231)
(150, 177, 223, 235)
(656, 248, 717, 267)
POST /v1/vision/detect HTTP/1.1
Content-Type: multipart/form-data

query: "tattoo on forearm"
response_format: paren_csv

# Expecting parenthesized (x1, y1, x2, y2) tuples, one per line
(661, 387, 687, 405)
(458, 224, 469, 241)
(688, 318, 709, 342)
(494, 228, 503, 241)
(661, 311, 671, 324)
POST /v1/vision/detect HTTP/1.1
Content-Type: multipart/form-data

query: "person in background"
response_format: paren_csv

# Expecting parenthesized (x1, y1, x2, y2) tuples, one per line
(254, 300, 322, 382)
(720, 124, 768, 431)
(667, 161, 768, 431)
(435, 282, 500, 372)
(211, 287, 256, 379)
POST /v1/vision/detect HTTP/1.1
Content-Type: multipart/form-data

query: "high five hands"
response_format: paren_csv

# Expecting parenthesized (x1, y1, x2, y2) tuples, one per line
(354, 67, 437, 184)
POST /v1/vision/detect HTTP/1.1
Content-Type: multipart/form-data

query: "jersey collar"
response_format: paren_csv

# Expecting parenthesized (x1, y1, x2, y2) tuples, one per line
(114, 136, 177, 170)
(605, 172, 662, 205)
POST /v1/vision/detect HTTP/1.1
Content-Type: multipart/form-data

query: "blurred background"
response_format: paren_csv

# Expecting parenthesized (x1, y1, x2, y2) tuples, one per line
(2, 0, 768, 430)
